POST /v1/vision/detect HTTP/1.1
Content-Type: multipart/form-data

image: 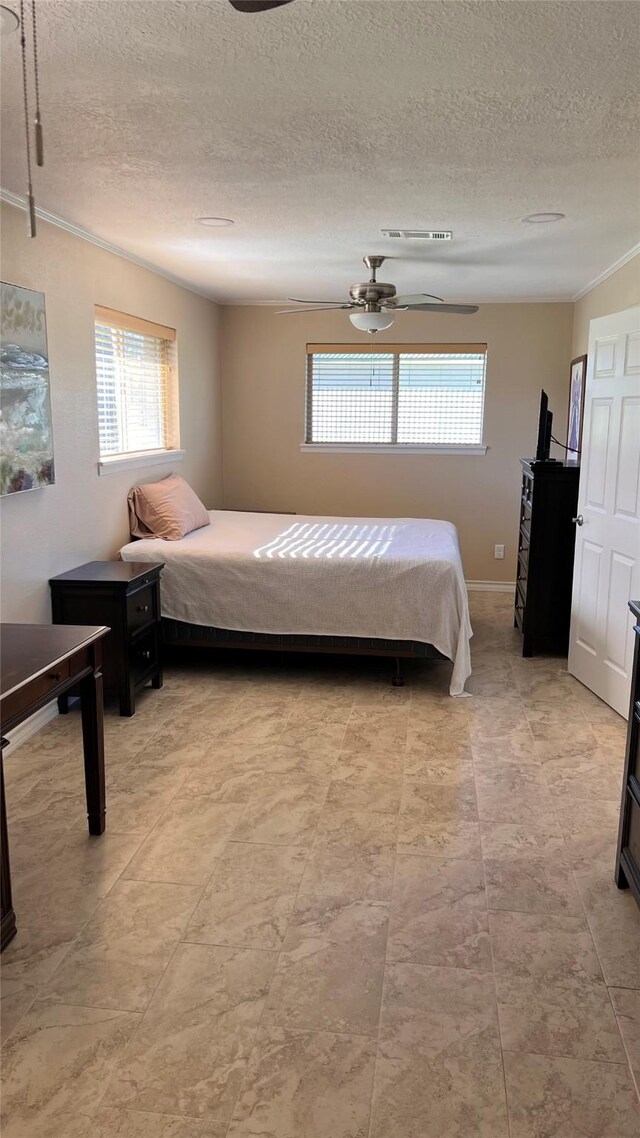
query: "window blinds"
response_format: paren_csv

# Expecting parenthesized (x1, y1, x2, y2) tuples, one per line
(306, 344, 487, 447)
(94, 309, 176, 458)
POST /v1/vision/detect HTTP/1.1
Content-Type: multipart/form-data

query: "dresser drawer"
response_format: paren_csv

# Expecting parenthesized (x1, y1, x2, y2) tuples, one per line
(127, 585, 155, 635)
(630, 715, 640, 780)
(627, 795, 640, 879)
(520, 497, 532, 527)
(3, 658, 71, 723)
(129, 630, 158, 686)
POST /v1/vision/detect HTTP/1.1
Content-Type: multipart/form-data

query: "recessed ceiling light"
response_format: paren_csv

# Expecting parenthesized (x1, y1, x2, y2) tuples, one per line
(522, 212, 565, 224)
(0, 5, 19, 34)
(196, 216, 234, 227)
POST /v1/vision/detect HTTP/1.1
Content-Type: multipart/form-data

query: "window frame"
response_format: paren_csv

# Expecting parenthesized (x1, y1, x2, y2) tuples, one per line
(94, 305, 182, 475)
(302, 342, 488, 455)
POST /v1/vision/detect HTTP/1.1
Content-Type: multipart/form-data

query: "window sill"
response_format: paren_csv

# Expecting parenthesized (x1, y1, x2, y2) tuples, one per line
(98, 449, 185, 476)
(299, 443, 488, 455)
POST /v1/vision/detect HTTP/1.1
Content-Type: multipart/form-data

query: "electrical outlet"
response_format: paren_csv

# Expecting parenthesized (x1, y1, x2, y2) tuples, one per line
(494, 544, 505, 560)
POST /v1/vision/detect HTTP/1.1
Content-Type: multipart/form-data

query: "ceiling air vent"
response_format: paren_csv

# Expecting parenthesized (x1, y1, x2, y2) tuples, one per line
(381, 229, 453, 240)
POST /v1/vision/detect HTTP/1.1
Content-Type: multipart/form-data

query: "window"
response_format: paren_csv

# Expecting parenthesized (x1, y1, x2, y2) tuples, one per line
(94, 306, 179, 462)
(304, 343, 487, 451)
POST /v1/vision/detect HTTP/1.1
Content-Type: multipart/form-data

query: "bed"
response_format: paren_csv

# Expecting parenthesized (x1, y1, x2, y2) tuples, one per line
(119, 510, 472, 695)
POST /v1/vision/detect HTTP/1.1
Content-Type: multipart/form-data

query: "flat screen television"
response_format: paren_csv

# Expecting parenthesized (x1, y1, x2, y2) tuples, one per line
(535, 389, 553, 461)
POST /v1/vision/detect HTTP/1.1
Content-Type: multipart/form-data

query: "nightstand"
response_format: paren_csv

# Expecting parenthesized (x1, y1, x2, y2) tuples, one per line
(50, 560, 165, 717)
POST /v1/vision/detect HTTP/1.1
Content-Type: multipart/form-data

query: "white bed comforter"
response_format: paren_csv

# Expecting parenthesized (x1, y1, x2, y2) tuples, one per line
(120, 511, 472, 695)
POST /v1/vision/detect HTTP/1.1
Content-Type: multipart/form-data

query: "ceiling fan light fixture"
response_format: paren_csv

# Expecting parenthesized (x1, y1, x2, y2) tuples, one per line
(196, 216, 234, 227)
(349, 311, 395, 334)
(0, 5, 19, 34)
(521, 212, 565, 224)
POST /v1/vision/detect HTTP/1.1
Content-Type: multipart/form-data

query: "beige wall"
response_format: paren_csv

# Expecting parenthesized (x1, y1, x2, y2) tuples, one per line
(220, 303, 574, 582)
(572, 254, 640, 357)
(0, 202, 222, 622)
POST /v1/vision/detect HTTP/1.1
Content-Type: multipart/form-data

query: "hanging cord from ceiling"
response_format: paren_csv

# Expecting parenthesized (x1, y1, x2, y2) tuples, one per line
(32, 0, 43, 166)
(19, 0, 36, 235)
(18, 0, 43, 237)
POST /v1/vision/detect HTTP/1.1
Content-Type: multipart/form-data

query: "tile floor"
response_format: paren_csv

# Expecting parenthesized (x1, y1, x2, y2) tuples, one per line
(1, 591, 639, 1137)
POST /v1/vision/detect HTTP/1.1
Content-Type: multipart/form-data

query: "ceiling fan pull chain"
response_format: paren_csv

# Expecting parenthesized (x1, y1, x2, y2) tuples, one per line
(32, 0, 44, 166)
(19, 0, 36, 236)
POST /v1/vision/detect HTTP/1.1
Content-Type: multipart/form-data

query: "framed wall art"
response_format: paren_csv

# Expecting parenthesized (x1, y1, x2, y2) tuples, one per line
(566, 353, 587, 462)
(1, 282, 55, 494)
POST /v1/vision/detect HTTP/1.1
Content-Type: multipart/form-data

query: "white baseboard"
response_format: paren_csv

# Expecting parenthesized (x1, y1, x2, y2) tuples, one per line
(3, 701, 58, 757)
(465, 580, 516, 592)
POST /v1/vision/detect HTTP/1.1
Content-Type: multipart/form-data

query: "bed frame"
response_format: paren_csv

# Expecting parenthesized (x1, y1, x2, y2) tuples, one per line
(161, 618, 446, 686)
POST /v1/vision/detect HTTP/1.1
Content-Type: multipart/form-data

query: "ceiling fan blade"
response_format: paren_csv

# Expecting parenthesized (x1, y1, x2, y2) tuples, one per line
(403, 303, 479, 314)
(287, 298, 349, 305)
(229, 1, 294, 11)
(391, 293, 444, 306)
(276, 305, 354, 315)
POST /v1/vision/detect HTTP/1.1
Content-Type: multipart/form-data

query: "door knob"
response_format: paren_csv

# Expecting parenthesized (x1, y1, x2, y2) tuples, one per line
(572, 514, 584, 526)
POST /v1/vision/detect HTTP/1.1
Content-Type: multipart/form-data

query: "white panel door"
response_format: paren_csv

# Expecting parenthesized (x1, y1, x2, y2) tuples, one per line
(568, 305, 640, 718)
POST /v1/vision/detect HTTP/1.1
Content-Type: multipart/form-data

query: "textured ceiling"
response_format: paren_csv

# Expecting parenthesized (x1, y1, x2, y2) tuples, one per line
(1, 0, 639, 303)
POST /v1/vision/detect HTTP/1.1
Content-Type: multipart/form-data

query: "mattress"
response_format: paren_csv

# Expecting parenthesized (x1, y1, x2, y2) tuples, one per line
(120, 511, 472, 695)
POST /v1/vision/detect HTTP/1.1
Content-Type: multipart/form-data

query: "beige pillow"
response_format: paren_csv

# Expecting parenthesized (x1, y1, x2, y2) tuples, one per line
(128, 474, 210, 540)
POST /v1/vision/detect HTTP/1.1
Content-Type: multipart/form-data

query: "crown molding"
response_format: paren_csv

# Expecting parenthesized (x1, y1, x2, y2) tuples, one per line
(572, 241, 640, 302)
(3, 187, 637, 308)
(0, 188, 217, 303)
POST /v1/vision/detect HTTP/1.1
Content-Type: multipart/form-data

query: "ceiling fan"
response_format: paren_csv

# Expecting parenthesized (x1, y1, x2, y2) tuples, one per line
(277, 256, 479, 334)
(229, 1, 295, 11)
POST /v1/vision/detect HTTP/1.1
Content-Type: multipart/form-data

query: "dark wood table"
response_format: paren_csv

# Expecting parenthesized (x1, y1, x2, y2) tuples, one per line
(0, 623, 109, 951)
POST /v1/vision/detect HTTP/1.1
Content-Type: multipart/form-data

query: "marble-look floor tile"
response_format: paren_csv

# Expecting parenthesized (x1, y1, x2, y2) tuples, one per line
(95, 1109, 229, 1136)
(473, 759, 556, 825)
(398, 777, 481, 860)
(300, 808, 397, 899)
(489, 910, 603, 983)
(484, 854, 583, 915)
(1, 976, 39, 1041)
(325, 750, 403, 812)
(480, 819, 565, 860)
(388, 854, 491, 970)
(107, 943, 278, 1121)
(576, 867, 640, 988)
(342, 708, 407, 753)
(11, 831, 146, 939)
(214, 704, 291, 744)
(544, 750, 623, 803)
(404, 742, 473, 783)
(276, 719, 348, 757)
(609, 987, 640, 1083)
(495, 973, 626, 1062)
(263, 896, 387, 1036)
(41, 879, 200, 1011)
(231, 777, 328, 847)
(0, 921, 78, 990)
(553, 797, 620, 874)
(7, 1106, 229, 1137)
(371, 1046, 507, 1137)
(503, 1051, 640, 1138)
(105, 761, 191, 833)
(370, 962, 508, 1137)
(228, 1027, 376, 1138)
(186, 842, 307, 950)
(124, 796, 245, 884)
(1, 1002, 140, 1133)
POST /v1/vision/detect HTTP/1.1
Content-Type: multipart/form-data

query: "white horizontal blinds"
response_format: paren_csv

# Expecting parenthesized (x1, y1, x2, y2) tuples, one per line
(397, 353, 486, 444)
(307, 346, 486, 446)
(95, 311, 176, 458)
(307, 353, 395, 443)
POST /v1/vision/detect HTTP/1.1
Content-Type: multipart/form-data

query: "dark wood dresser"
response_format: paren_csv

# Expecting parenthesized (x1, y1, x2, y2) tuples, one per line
(514, 459, 580, 657)
(615, 601, 640, 907)
(50, 561, 164, 717)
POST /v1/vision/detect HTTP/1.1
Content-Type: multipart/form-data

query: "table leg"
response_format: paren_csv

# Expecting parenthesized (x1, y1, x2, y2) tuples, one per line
(1, 740, 17, 950)
(80, 657, 106, 837)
